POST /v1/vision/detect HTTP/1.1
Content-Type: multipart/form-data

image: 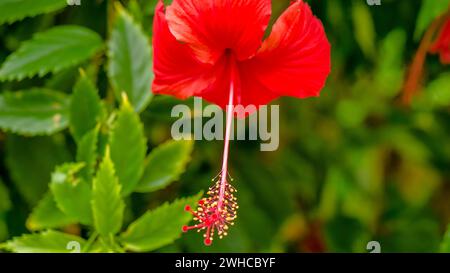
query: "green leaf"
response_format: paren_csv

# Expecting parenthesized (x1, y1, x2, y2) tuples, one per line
(0, 26, 103, 81)
(0, 89, 70, 135)
(351, 1, 376, 59)
(415, 0, 450, 40)
(5, 134, 71, 206)
(109, 96, 146, 195)
(50, 163, 93, 225)
(424, 73, 450, 107)
(0, 0, 67, 25)
(136, 140, 193, 193)
(92, 149, 125, 237)
(0, 219, 8, 242)
(441, 225, 450, 253)
(107, 6, 153, 112)
(0, 178, 11, 212)
(27, 192, 76, 231)
(76, 127, 99, 182)
(2, 230, 85, 253)
(140, 0, 159, 15)
(120, 193, 202, 252)
(375, 29, 406, 97)
(69, 72, 103, 142)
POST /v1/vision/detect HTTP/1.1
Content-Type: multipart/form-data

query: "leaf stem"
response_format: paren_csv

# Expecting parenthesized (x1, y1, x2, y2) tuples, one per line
(82, 231, 99, 253)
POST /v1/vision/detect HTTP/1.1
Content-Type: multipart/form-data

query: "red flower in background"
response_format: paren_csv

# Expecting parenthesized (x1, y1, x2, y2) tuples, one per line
(430, 18, 450, 64)
(152, 0, 330, 246)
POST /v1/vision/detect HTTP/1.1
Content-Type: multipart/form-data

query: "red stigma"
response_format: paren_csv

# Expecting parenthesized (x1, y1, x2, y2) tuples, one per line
(182, 173, 238, 246)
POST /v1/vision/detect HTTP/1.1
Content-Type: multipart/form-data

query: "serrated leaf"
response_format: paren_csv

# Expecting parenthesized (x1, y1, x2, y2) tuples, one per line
(76, 127, 99, 182)
(415, 0, 450, 40)
(0, 26, 103, 81)
(92, 149, 125, 237)
(107, 6, 153, 112)
(0, 0, 67, 25)
(69, 72, 103, 142)
(2, 230, 85, 253)
(120, 193, 202, 252)
(27, 192, 76, 231)
(5, 134, 71, 206)
(0, 89, 70, 135)
(136, 140, 193, 193)
(50, 163, 93, 225)
(109, 97, 146, 195)
(0, 178, 11, 212)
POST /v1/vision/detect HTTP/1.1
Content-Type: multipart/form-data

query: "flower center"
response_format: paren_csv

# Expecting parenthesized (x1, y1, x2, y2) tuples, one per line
(182, 174, 238, 245)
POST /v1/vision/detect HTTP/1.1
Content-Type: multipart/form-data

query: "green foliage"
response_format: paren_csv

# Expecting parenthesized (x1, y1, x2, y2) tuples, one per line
(374, 29, 406, 97)
(441, 226, 450, 253)
(92, 149, 125, 237)
(0, 0, 66, 25)
(351, 1, 376, 59)
(76, 127, 99, 181)
(120, 193, 202, 252)
(0, 89, 70, 135)
(0, 179, 11, 213)
(0, 26, 103, 81)
(1, 230, 85, 253)
(5, 135, 71, 205)
(27, 192, 75, 231)
(422, 73, 450, 107)
(50, 163, 93, 225)
(109, 96, 146, 196)
(69, 72, 103, 142)
(107, 5, 153, 112)
(0, 0, 204, 254)
(137, 140, 194, 192)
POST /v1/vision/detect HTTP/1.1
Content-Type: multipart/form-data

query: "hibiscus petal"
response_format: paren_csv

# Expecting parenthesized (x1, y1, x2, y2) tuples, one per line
(242, 0, 331, 99)
(152, 1, 217, 99)
(165, 0, 271, 64)
(201, 56, 279, 118)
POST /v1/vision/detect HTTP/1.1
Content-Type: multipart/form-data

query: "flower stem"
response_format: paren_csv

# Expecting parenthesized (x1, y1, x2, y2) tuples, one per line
(402, 11, 448, 105)
(218, 62, 236, 210)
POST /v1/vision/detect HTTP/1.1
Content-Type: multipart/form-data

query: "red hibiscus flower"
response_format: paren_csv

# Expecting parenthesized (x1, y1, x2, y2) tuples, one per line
(153, 0, 331, 114)
(152, 0, 331, 246)
(430, 18, 450, 64)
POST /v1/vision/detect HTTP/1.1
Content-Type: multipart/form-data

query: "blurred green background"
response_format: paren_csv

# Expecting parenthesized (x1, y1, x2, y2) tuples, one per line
(1, 0, 450, 253)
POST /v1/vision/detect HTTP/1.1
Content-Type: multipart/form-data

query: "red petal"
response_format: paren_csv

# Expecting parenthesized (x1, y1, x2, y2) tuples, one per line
(200, 56, 279, 118)
(165, 0, 271, 64)
(241, 0, 331, 99)
(152, 1, 218, 99)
